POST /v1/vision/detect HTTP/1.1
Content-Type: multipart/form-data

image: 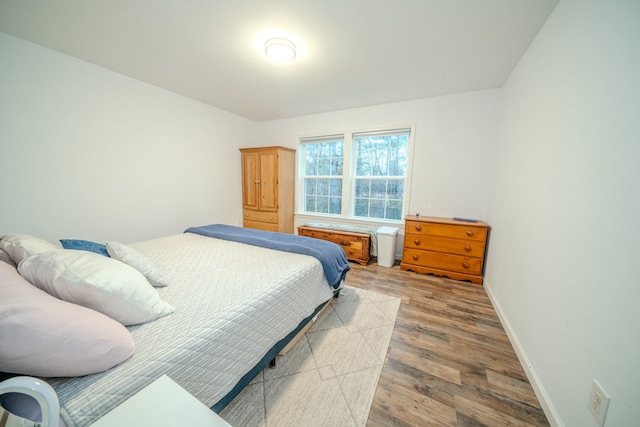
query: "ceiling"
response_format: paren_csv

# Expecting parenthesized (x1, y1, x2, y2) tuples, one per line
(0, 0, 558, 122)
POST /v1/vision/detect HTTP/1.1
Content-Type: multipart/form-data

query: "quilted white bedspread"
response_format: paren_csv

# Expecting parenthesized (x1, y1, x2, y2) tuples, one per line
(47, 233, 335, 427)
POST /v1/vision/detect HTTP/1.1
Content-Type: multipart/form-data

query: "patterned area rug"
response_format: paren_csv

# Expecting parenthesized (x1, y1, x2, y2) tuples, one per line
(219, 286, 401, 427)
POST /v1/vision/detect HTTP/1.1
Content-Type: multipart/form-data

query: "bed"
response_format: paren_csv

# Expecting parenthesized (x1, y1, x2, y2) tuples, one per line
(0, 224, 350, 427)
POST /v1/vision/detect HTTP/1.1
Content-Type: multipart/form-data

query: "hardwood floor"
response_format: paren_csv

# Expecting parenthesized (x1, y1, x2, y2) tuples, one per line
(345, 261, 550, 427)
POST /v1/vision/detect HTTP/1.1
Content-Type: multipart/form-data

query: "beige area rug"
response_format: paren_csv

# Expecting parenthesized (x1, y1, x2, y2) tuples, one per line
(219, 286, 401, 427)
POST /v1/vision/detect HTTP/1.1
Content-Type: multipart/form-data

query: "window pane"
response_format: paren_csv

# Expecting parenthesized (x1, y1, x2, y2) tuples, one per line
(329, 178, 342, 197)
(305, 178, 317, 195)
(385, 200, 402, 220)
(388, 138, 408, 175)
(317, 178, 329, 196)
(303, 140, 344, 177)
(305, 158, 317, 175)
(354, 134, 408, 177)
(318, 143, 331, 158)
(374, 141, 389, 176)
(317, 158, 330, 175)
(369, 199, 385, 219)
(305, 195, 316, 212)
(334, 142, 344, 157)
(356, 150, 371, 176)
(387, 179, 404, 199)
(329, 197, 341, 214)
(316, 196, 329, 213)
(355, 198, 369, 217)
(371, 179, 387, 199)
(330, 157, 343, 175)
(355, 179, 370, 198)
(305, 144, 318, 158)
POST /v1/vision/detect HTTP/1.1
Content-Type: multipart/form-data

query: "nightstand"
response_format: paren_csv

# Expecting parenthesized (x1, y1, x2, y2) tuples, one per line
(90, 375, 232, 427)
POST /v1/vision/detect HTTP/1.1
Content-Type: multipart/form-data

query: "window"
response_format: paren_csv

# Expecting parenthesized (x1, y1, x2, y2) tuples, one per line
(299, 127, 413, 222)
(353, 130, 409, 220)
(301, 135, 344, 215)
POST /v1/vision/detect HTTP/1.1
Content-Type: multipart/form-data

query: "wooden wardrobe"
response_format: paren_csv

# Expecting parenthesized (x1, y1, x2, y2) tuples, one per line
(240, 146, 295, 233)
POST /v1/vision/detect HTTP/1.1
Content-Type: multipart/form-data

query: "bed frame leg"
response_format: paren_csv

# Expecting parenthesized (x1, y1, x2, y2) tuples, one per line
(269, 357, 276, 368)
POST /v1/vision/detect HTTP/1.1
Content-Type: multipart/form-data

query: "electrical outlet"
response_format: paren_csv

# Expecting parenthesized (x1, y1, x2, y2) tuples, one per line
(588, 380, 611, 426)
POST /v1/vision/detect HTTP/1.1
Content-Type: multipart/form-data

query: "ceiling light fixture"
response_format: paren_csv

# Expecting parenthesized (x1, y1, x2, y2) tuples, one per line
(264, 38, 296, 62)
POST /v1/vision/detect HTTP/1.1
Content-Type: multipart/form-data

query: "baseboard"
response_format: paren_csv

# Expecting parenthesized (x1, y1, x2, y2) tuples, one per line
(483, 279, 564, 427)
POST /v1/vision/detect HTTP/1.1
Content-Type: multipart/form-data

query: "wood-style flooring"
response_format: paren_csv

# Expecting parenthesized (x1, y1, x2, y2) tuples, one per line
(345, 261, 550, 427)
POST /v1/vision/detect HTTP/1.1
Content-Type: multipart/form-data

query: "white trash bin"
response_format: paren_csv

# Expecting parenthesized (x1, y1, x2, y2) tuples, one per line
(376, 226, 399, 267)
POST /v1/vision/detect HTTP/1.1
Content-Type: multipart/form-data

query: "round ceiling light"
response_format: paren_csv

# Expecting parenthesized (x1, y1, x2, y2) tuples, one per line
(264, 38, 297, 62)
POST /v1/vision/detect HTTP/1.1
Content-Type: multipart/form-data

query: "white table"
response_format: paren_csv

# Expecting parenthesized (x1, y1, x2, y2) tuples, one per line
(90, 375, 232, 427)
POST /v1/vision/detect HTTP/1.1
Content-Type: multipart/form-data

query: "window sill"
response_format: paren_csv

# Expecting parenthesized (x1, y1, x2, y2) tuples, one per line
(294, 213, 404, 229)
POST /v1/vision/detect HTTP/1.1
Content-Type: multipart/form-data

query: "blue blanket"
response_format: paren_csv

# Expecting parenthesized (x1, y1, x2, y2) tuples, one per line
(185, 224, 350, 288)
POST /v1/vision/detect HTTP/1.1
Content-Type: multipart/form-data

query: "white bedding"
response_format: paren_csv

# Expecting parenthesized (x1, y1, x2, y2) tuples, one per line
(48, 233, 335, 427)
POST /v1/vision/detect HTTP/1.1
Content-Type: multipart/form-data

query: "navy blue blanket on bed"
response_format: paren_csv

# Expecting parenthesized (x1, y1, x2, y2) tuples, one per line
(184, 224, 350, 288)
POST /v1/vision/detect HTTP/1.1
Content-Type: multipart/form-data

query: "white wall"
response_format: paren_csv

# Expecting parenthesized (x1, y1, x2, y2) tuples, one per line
(7, 4, 639, 423)
(485, 1, 640, 426)
(0, 33, 256, 244)
(258, 90, 500, 234)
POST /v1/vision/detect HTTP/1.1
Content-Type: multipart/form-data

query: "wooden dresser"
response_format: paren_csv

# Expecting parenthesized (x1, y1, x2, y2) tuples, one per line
(297, 225, 371, 265)
(240, 146, 295, 233)
(400, 215, 489, 284)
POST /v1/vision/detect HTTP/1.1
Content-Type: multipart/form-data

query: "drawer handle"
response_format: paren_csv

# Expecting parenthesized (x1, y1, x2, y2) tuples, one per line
(462, 262, 470, 269)
(414, 239, 420, 246)
(415, 225, 422, 232)
(464, 245, 472, 252)
(466, 230, 474, 237)
(340, 241, 350, 247)
(412, 254, 419, 261)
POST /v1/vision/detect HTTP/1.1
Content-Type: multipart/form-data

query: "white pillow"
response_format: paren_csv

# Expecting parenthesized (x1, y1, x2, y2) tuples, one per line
(106, 241, 168, 287)
(0, 234, 59, 264)
(0, 260, 135, 377)
(18, 249, 174, 326)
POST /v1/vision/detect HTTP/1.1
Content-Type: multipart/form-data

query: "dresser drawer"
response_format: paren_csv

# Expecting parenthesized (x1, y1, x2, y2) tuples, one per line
(404, 234, 485, 257)
(405, 220, 487, 242)
(402, 248, 483, 275)
(244, 210, 278, 224)
(244, 219, 279, 232)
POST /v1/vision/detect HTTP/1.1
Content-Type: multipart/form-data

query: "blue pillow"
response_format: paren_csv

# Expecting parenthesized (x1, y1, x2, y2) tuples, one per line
(60, 239, 109, 257)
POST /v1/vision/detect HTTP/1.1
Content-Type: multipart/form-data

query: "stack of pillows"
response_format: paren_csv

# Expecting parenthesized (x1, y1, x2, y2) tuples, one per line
(0, 234, 174, 378)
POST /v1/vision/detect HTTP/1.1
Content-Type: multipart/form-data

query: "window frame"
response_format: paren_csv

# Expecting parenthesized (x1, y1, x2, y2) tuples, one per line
(297, 124, 415, 224)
